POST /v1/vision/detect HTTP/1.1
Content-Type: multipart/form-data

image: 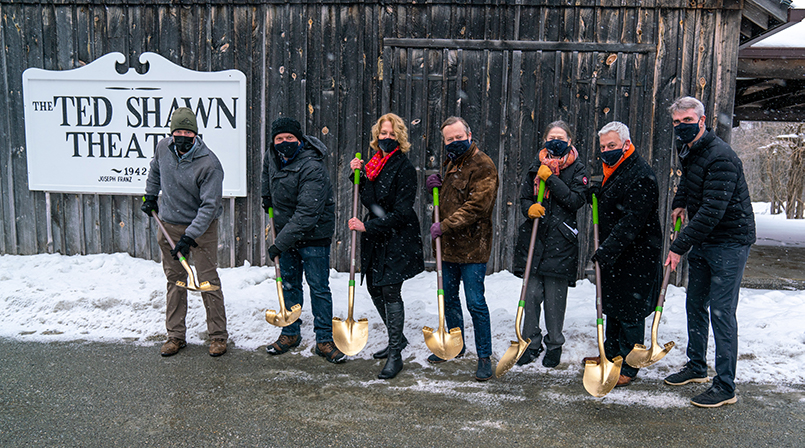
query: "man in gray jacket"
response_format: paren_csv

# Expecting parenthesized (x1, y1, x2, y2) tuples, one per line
(261, 117, 343, 363)
(142, 107, 228, 357)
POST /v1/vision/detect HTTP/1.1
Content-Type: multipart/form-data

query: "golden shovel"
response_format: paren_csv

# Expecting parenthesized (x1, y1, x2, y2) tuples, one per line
(625, 217, 682, 368)
(264, 207, 302, 327)
(583, 193, 623, 398)
(496, 179, 545, 378)
(333, 153, 369, 355)
(151, 211, 219, 292)
(423, 187, 464, 361)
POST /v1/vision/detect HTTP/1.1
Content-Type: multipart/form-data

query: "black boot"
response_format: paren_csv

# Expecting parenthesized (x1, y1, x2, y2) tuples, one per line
(378, 302, 405, 379)
(372, 297, 407, 359)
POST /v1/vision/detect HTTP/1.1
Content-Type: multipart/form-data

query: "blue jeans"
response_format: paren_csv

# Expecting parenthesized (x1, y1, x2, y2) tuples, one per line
(278, 245, 333, 343)
(442, 261, 492, 358)
(685, 243, 750, 394)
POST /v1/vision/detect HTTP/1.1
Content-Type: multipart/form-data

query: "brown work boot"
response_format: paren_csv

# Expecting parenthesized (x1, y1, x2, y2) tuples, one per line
(209, 338, 227, 357)
(160, 338, 186, 357)
(582, 356, 600, 365)
(615, 374, 634, 387)
(266, 334, 301, 355)
(315, 341, 346, 364)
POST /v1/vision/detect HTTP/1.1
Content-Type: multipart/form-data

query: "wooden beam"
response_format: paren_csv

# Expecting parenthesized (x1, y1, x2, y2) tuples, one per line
(383, 38, 656, 53)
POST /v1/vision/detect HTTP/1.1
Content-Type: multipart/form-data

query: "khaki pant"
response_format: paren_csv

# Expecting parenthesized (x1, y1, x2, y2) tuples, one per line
(157, 219, 228, 340)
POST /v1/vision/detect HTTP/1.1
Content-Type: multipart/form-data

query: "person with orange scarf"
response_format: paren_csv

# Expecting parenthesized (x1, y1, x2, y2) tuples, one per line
(512, 121, 587, 369)
(583, 121, 663, 387)
(348, 113, 424, 380)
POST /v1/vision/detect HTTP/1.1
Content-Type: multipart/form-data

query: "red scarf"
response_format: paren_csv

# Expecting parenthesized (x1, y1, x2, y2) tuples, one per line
(602, 143, 635, 186)
(365, 148, 398, 181)
(537, 147, 578, 197)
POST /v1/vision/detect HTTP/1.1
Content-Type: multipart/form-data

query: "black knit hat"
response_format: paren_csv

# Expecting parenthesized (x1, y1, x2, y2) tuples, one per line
(271, 117, 303, 141)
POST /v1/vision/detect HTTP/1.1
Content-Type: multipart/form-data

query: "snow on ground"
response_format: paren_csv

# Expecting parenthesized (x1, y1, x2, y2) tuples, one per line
(1, 202, 804, 400)
(752, 202, 805, 247)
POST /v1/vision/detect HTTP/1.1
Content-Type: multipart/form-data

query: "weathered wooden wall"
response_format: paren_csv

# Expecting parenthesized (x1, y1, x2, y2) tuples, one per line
(0, 0, 743, 278)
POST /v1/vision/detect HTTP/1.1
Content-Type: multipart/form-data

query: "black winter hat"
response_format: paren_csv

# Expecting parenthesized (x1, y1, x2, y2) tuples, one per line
(271, 117, 303, 141)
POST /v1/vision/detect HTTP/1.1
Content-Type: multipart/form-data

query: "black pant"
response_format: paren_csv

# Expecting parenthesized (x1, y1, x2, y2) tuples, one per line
(366, 278, 403, 304)
(604, 316, 644, 378)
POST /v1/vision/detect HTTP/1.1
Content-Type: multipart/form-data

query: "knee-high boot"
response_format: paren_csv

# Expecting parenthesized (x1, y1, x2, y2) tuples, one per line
(378, 301, 405, 379)
(372, 296, 407, 359)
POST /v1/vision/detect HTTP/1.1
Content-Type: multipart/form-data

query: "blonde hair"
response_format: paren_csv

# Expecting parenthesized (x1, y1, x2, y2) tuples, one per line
(370, 113, 411, 154)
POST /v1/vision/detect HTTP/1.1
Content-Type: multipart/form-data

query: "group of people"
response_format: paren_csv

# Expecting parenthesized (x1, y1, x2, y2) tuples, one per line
(142, 95, 755, 408)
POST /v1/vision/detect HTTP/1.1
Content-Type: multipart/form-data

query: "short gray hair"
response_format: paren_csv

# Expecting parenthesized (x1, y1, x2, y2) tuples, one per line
(668, 96, 705, 119)
(440, 116, 471, 135)
(598, 121, 631, 143)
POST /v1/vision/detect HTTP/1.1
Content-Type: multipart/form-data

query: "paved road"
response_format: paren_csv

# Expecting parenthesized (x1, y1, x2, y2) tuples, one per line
(1, 339, 803, 447)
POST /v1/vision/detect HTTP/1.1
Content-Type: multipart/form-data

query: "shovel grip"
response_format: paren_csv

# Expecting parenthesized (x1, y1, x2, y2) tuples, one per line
(591, 193, 598, 225)
(433, 187, 439, 207)
(354, 152, 362, 185)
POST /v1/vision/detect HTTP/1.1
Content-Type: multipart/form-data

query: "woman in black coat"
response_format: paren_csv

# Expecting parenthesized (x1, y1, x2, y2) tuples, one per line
(587, 121, 662, 386)
(512, 121, 587, 368)
(348, 113, 424, 380)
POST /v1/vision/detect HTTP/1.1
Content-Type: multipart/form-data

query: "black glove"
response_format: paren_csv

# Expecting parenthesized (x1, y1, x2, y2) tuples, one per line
(262, 196, 272, 213)
(587, 175, 603, 204)
(171, 234, 198, 260)
(268, 244, 281, 262)
(141, 195, 159, 217)
(590, 249, 612, 268)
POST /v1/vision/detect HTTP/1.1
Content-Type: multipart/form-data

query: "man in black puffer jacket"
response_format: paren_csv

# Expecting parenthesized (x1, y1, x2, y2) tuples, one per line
(664, 97, 756, 408)
(260, 117, 344, 364)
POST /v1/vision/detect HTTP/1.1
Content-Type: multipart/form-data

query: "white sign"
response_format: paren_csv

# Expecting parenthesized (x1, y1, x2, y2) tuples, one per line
(22, 52, 247, 197)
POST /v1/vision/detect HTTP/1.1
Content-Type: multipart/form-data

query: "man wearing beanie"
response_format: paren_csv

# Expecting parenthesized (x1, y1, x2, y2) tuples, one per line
(261, 117, 343, 363)
(142, 106, 229, 357)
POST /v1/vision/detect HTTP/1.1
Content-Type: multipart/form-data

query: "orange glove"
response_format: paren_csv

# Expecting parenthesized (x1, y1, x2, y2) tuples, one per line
(528, 203, 545, 219)
(538, 164, 553, 181)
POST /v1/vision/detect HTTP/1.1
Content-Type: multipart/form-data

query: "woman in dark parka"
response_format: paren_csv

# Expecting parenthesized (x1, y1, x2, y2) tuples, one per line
(587, 121, 662, 386)
(512, 121, 587, 369)
(348, 113, 424, 380)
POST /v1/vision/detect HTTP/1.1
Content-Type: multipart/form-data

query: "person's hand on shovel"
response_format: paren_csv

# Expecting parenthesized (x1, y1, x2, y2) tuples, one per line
(348, 217, 366, 233)
(664, 207, 687, 271)
(171, 234, 198, 260)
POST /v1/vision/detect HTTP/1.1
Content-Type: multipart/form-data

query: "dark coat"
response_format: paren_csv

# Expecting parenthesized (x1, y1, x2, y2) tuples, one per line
(438, 144, 499, 264)
(260, 135, 335, 251)
(670, 129, 756, 254)
(512, 157, 587, 285)
(357, 150, 425, 287)
(595, 152, 662, 321)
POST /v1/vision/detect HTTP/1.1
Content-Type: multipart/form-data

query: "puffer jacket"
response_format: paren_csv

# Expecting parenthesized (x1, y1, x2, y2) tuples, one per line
(512, 157, 587, 284)
(260, 135, 335, 251)
(595, 151, 662, 321)
(145, 136, 223, 240)
(670, 129, 756, 254)
(357, 150, 424, 286)
(437, 144, 499, 264)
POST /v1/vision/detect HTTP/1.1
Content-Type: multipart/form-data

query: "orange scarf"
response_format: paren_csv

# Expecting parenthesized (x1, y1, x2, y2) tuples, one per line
(537, 147, 578, 197)
(365, 148, 398, 181)
(602, 143, 635, 186)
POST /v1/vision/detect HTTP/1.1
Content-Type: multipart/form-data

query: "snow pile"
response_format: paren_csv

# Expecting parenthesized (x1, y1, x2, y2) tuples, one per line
(752, 202, 805, 247)
(2, 250, 804, 386)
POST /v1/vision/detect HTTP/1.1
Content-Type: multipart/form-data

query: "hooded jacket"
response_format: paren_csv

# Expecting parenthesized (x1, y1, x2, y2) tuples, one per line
(437, 144, 499, 264)
(670, 129, 756, 254)
(145, 136, 224, 240)
(512, 156, 587, 284)
(357, 150, 425, 286)
(260, 135, 335, 251)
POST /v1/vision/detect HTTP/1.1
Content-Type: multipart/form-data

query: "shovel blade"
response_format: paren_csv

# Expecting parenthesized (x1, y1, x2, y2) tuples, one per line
(422, 326, 464, 361)
(583, 355, 623, 397)
(625, 341, 675, 368)
(332, 317, 369, 356)
(495, 338, 532, 378)
(265, 304, 302, 327)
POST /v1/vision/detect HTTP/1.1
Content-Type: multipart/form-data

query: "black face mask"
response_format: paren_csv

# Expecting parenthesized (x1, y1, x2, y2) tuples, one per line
(378, 138, 398, 153)
(600, 147, 625, 166)
(445, 139, 471, 161)
(173, 135, 195, 154)
(674, 122, 700, 144)
(275, 141, 303, 159)
(545, 139, 570, 157)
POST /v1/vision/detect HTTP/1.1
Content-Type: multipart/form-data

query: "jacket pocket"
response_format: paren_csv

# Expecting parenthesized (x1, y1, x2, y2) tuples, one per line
(556, 221, 578, 243)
